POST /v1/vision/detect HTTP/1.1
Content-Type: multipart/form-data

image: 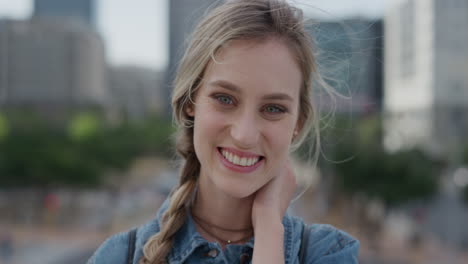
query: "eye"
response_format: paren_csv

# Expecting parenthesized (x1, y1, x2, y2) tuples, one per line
(212, 94, 235, 106)
(263, 104, 286, 114)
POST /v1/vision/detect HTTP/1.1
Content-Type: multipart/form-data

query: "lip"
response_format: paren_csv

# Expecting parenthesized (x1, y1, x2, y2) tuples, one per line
(217, 147, 264, 173)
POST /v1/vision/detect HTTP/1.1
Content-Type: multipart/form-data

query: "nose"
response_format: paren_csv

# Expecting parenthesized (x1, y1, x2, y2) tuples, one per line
(230, 109, 260, 149)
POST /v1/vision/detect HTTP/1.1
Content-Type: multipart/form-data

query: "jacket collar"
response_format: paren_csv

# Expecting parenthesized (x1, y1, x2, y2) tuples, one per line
(149, 197, 292, 264)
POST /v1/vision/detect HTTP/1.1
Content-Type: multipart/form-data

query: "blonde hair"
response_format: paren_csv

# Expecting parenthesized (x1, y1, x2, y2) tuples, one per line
(140, 0, 321, 263)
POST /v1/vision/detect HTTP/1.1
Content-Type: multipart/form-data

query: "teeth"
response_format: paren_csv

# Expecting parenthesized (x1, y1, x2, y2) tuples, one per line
(221, 149, 260, 167)
(240, 157, 247, 166)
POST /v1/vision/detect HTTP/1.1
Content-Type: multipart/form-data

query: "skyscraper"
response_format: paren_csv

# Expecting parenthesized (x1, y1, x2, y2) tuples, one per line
(310, 19, 383, 114)
(34, 0, 95, 27)
(384, 0, 468, 156)
(0, 19, 107, 109)
(165, 0, 219, 115)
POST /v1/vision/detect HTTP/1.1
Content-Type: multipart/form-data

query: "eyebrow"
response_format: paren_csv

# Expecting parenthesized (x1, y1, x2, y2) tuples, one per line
(208, 80, 294, 101)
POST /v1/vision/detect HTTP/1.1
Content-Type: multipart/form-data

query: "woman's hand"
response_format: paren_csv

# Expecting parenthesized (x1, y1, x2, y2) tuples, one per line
(251, 158, 297, 228)
(251, 158, 296, 264)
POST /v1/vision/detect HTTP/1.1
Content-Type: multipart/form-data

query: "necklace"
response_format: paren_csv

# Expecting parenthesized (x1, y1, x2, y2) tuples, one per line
(192, 214, 253, 244)
(192, 213, 253, 232)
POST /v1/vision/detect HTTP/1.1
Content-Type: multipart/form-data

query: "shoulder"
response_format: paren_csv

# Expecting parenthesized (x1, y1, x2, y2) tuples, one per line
(87, 231, 131, 264)
(285, 215, 360, 264)
(88, 200, 167, 264)
(88, 219, 161, 264)
(303, 223, 360, 263)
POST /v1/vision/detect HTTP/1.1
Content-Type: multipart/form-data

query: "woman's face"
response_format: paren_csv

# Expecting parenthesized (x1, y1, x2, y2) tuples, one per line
(187, 38, 302, 198)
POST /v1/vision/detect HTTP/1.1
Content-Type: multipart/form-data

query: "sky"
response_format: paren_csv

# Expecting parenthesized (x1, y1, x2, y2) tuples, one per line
(0, 0, 385, 71)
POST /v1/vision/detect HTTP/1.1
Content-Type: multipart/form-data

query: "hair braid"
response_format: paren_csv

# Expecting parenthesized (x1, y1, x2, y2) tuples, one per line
(140, 128, 200, 264)
(139, 179, 196, 264)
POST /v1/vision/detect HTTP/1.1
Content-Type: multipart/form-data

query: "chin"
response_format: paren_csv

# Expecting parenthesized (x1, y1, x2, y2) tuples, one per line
(216, 177, 259, 199)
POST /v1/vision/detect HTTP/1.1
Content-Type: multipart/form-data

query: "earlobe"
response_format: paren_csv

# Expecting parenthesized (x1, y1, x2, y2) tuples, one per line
(292, 129, 299, 141)
(185, 104, 195, 117)
(293, 119, 303, 140)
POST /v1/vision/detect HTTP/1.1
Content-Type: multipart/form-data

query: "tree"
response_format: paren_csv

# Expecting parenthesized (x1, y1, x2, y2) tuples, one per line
(320, 114, 441, 207)
(0, 111, 174, 188)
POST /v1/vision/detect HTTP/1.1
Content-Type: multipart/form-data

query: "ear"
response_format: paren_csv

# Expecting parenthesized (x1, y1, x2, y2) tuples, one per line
(185, 103, 195, 117)
(293, 129, 299, 138)
(293, 118, 304, 138)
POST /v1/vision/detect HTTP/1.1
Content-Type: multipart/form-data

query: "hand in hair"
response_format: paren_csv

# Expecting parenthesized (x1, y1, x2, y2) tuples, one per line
(251, 158, 296, 227)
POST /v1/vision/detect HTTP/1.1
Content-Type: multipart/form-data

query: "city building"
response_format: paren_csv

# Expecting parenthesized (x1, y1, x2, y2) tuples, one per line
(33, 0, 96, 28)
(310, 19, 383, 114)
(0, 19, 108, 111)
(164, 0, 219, 115)
(108, 66, 164, 120)
(384, 0, 468, 156)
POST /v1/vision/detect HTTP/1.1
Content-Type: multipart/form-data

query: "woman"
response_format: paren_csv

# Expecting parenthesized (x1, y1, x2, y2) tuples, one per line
(88, 0, 359, 263)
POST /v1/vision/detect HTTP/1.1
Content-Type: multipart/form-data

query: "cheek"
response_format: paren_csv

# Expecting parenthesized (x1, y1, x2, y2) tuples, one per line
(263, 126, 293, 163)
(193, 105, 226, 147)
(266, 120, 295, 147)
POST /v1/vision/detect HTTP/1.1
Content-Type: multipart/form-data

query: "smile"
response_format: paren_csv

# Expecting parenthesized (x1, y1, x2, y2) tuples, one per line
(221, 149, 260, 166)
(217, 147, 264, 173)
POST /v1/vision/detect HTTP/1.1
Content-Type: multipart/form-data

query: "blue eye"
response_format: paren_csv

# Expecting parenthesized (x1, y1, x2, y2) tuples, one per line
(215, 94, 234, 105)
(264, 105, 286, 114)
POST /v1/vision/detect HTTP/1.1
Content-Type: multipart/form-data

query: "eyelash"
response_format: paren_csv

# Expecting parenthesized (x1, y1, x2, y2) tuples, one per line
(263, 104, 286, 114)
(211, 93, 288, 115)
(213, 94, 235, 105)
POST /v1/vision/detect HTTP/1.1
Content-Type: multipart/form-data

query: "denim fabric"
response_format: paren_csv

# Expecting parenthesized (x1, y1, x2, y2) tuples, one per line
(88, 198, 359, 264)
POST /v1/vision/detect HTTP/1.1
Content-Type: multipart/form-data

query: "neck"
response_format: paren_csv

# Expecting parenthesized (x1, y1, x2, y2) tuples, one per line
(191, 173, 254, 246)
(193, 179, 254, 231)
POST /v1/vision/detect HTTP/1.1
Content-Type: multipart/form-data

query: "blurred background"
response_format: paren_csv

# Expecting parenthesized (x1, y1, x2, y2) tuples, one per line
(0, 0, 467, 263)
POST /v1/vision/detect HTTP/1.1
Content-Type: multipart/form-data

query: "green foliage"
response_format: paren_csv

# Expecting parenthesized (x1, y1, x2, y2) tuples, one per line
(68, 112, 101, 142)
(463, 185, 468, 204)
(0, 113, 174, 188)
(321, 114, 441, 207)
(0, 113, 8, 141)
(463, 145, 468, 165)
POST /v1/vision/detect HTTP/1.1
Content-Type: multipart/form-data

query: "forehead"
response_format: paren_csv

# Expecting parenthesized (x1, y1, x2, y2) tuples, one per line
(202, 38, 302, 99)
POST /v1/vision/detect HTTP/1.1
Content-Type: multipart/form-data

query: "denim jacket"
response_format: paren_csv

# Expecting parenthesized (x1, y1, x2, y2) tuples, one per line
(88, 198, 359, 264)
